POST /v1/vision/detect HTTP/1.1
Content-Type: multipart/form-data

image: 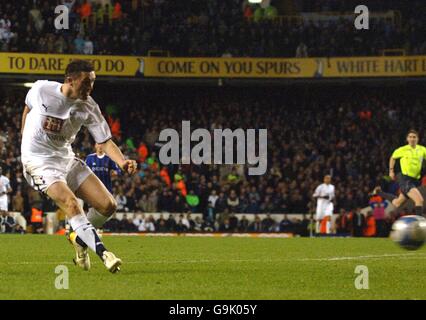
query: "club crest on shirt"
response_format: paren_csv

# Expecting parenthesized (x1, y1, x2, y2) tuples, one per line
(42, 115, 64, 133)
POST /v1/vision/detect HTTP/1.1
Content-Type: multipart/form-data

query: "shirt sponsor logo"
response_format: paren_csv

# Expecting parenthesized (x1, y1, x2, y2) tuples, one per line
(43, 116, 64, 133)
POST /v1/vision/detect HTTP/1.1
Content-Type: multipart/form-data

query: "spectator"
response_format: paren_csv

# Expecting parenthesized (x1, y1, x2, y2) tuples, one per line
(79, 0, 92, 29)
(249, 215, 262, 232)
(103, 214, 120, 232)
(12, 190, 24, 213)
(155, 213, 165, 229)
(132, 213, 145, 228)
(1, 211, 16, 233)
(295, 42, 308, 57)
(112, 1, 123, 21)
(364, 211, 377, 237)
(229, 213, 239, 232)
(369, 194, 387, 237)
(166, 214, 176, 231)
(120, 214, 137, 232)
(335, 209, 350, 235)
(115, 188, 128, 212)
(352, 208, 366, 237)
(262, 214, 276, 232)
(238, 215, 249, 232)
(208, 189, 219, 208)
(193, 216, 203, 232)
(139, 215, 156, 232)
(29, 4, 44, 33)
(279, 214, 293, 232)
(219, 218, 232, 232)
(227, 190, 240, 212)
(176, 216, 188, 232)
(215, 192, 227, 214)
(73, 32, 85, 54)
(83, 35, 94, 55)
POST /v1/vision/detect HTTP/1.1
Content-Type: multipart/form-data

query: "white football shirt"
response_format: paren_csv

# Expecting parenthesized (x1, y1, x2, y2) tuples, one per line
(21, 80, 111, 165)
(313, 183, 335, 206)
(0, 175, 10, 202)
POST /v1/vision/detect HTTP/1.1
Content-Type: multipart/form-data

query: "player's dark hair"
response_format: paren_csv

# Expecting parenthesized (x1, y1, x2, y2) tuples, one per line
(65, 59, 94, 79)
(407, 129, 419, 137)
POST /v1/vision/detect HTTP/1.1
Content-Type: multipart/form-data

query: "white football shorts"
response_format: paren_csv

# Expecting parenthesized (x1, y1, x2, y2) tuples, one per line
(316, 203, 334, 220)
(23, 157, 92, 194)
(0, 197, 8, 211)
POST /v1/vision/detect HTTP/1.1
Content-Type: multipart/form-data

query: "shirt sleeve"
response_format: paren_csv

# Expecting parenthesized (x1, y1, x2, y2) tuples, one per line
(24, 81, 41, 110)
(313, 185, 320, 197)
(5, 177, 10, 189)
(392, 147, 404, 159)
(84, 101, 112, 144)
(330, 186, 335, 200)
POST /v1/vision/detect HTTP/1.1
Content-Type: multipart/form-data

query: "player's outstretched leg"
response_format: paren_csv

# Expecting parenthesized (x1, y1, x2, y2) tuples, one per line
(48, 181, 122, 273)
(372, 186, 410, 208)
(66, 228, 91, 271)
(75, 174, 117, 228)
(407, 187, 424, 216)
(68, 214, 122, 273)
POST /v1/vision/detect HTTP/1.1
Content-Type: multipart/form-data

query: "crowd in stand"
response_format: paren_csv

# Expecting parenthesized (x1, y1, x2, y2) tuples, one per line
(0, 0, 425, 57)
(101, 209, 401, 237)
(1, 84, 426, 237)
(102, 212, 311, 235)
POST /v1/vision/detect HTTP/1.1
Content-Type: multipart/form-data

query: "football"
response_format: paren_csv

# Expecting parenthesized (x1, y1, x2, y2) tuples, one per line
(390, 215, 426, 250)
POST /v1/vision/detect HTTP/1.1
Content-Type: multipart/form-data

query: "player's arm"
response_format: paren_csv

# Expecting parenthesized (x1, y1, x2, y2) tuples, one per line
(85, 102, 137, 175)
(20, 105, 31, 136)
(389, 148, 403, 180)
(101, 139, 137, 175)
(329, 186, 335, 202)
(389, 147, 403, 179)
(389, 156, 396, 179)
(313, 186, 321, 199)
(0, 180, 12, 196)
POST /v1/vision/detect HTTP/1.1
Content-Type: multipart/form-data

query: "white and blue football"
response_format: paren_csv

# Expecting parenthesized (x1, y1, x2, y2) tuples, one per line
(390, 215, 426, 250)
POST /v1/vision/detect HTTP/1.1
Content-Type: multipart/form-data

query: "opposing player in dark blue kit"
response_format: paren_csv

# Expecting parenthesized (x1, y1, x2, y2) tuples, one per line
(85, 143, 120, 225)
(86, 143, 120, 194)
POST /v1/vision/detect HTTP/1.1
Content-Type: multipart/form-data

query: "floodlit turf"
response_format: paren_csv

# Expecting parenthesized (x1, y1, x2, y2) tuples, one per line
(1, 234, 426, 300)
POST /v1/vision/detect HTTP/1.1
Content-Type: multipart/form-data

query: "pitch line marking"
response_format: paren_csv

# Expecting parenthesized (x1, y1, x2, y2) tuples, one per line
(297, 252, 423, 261)
(1, 253, 426, 265)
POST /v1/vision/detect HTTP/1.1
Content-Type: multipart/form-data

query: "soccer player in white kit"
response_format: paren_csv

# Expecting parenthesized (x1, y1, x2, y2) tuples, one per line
(20, 60, 137, 273)
(0, 167, 12, 214)
(313, 175, 335, 234)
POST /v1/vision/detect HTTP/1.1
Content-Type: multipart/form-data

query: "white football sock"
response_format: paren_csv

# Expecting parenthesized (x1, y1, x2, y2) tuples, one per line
(68, 213, 105, 256)
(87, 207, 110, 228)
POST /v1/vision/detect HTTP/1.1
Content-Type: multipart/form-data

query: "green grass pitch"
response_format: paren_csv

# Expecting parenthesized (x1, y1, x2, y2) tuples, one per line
(1, 234, 426, 300)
